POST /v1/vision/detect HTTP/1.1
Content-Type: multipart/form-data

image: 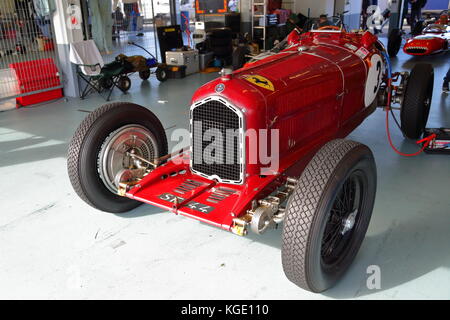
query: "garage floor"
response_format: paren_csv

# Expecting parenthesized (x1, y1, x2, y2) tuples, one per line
(0, 41, 449, 300)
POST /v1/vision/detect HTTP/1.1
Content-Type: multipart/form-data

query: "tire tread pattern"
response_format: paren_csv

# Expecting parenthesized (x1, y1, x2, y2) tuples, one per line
(281, 139, 364, 292)
(401, 63, 434, 139)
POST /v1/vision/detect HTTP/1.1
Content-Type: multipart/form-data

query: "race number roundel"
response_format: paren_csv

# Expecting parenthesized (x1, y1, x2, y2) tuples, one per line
(364, 54, 384, 107)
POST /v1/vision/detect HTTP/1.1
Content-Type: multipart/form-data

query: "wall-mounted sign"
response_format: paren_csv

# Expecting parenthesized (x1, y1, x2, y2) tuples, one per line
(195, 0, 228, 14)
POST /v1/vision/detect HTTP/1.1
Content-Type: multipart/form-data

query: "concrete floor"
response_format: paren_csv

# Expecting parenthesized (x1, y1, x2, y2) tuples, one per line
(0, 41, 449, 300)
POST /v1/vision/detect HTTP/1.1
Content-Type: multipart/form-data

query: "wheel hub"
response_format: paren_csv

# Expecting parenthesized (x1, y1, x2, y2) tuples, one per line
(321, 173, 363, 266)
(98, 125, 158, 193)
(341, 209, 357, 235)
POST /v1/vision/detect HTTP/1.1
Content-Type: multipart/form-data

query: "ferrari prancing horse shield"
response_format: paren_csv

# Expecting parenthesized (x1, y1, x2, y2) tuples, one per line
(243, 75, 275, 91)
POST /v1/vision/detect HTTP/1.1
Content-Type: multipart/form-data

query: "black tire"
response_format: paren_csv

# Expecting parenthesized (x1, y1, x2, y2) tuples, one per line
(282, 140, 377, 293)
(232, 46, 247, 70)
(118, 75, 131, 92)
(388, 28, 402, 57)
(156, 67, 168, 82)
(401, 63, 434, 139)
(67, 102, 168, 213)
(139, 69, 151, 80)
(99, 77, 113, 89)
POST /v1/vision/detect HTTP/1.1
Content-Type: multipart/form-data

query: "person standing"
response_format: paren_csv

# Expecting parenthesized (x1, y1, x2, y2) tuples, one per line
(113, 0, 142, 33)
(409, 0, 427, 27)
(89, 0, 113, 54)
(443, 67, 450, 93)
(33, 0, 54, 39)
(361, 0, 371, 30)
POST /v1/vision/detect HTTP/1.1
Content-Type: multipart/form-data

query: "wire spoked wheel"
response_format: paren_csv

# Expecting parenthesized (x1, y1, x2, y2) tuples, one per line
(321, 172, 363, 270)
(282, 140, 377, 293)
(98, 125, 158, 194)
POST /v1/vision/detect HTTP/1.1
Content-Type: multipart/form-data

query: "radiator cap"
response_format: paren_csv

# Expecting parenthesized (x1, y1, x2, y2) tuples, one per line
(220, 68, 233, 80)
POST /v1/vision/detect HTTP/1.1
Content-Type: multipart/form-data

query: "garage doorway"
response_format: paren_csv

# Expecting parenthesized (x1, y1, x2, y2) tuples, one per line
(78, 0, 177, 64)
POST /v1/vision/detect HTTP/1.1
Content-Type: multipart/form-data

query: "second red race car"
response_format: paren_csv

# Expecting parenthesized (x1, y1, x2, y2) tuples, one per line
(404, 23, 450, 56)
(389, 10, 450, 57)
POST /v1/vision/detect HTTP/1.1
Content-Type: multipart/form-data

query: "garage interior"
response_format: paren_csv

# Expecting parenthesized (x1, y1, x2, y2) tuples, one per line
(0, 0, 449, 299)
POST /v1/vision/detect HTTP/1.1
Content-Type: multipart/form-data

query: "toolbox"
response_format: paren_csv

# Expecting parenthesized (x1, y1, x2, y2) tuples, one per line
(423, 128, 450, 155)
(166, 49, 199, 75)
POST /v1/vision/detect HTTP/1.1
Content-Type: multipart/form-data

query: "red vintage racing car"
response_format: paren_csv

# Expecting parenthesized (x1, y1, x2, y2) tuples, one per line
(404, 23, 450, 56)
(388, 10, 449, 57)
(68, 24, 434, 292)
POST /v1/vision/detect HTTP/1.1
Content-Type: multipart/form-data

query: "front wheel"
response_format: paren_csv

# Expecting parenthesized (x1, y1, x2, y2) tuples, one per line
(67, 102, 168, 213)
(118, 75, 131, 92)
(388, 28, 402, 57)
(99, 77, 113, 90)
(282, 140, 377, 293)
(139, 69, 151, 80)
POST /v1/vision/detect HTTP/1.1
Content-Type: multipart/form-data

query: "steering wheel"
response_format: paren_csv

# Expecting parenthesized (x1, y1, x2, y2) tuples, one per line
(318, 25, 341, 31)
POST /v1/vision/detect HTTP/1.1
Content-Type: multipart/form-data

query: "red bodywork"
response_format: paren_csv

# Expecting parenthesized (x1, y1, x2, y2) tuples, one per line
(404, 24, 450, 56)
(125, 30, 385, 232)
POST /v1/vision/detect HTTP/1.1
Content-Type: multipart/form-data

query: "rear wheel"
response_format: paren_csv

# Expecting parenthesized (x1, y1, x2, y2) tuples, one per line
(388, 28, 402, 57)
(67, 102, 168, 213)
(282, 140, 377, 293)
(401, 63, 434, 139)
(156, 66, 168, 82)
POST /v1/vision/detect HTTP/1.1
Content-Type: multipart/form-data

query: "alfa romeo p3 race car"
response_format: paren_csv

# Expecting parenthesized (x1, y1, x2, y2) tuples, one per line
(68, 22, 434, 292)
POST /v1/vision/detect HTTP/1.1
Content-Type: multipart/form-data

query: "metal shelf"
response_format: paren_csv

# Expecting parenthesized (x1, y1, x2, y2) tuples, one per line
(251, 0, 268, 51)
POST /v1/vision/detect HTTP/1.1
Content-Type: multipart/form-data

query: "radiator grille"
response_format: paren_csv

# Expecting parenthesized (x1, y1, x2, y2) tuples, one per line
(405, 47, 427, 54)
(191, 98, 244, 184)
